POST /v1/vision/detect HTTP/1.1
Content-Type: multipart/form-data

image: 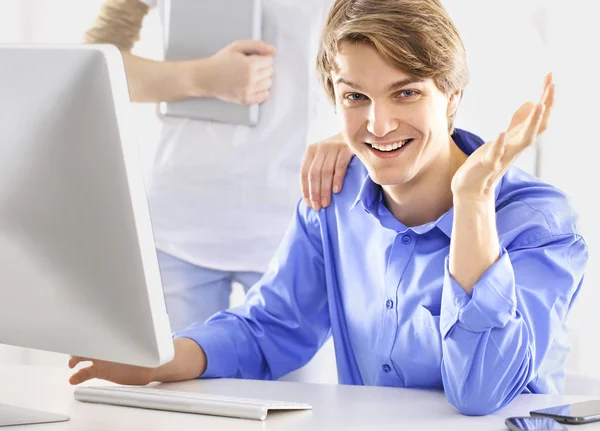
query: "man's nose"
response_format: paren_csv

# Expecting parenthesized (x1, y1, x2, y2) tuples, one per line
(366, 102, 399, 137)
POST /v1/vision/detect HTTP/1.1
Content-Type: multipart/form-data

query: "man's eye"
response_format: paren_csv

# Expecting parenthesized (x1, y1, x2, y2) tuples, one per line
(398, 90, 419, 98)
(345, 93, 365, 102)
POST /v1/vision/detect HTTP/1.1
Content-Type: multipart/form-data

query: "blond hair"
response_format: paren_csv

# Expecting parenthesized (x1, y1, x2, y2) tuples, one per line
(316, 0, 469, 131)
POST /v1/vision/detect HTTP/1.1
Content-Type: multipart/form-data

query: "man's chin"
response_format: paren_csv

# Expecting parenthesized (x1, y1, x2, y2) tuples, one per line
(368, 170, 409, 187)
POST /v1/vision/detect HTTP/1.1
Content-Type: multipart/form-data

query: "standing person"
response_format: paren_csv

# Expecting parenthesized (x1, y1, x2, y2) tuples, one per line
(84, 0, 341, 334)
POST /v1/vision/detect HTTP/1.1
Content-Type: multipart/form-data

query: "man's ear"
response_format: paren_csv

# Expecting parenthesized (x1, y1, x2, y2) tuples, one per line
(446, 90, 462, 118)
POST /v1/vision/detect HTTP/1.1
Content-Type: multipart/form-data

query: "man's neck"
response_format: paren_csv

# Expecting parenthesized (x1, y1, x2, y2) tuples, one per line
(382, 136, 467, 227)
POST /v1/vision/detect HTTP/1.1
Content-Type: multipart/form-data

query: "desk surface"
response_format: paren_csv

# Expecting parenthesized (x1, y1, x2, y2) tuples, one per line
(0, 363, 598, 430)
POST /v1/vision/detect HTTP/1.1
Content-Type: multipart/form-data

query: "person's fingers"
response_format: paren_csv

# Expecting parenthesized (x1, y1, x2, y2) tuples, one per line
(520, 103, 545, 151)
(508, 102, 535, 130)
(255, 66, 274, 81)
(543, 72, 553, 90)
(491, 132, 507, 167)
(332, 147, 353, 194)
(68, 356, 80, 369)
(300, 146, 316, 207)
(308, 151, 327, 211)
(495, 131, 524, 180)
(319, 150, 338, 208)
(538, 83, 555, 135)
(245, 90, 270, 105)
(69, 364, 97, 385)
(250, 55, 274, 70)
(231, 40, 276, 56)
(252, 77, 273, 93)
(68, 356, 90, 369)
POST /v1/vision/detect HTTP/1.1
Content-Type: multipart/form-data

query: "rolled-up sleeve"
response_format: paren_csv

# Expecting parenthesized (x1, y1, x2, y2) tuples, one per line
(173, 200, 331, 381)
(440, 234, 587, 416)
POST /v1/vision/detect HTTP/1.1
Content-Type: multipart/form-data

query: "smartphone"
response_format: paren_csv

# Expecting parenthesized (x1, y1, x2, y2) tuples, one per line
(505, 416, 567, 431)
(530, 400, 600, 424)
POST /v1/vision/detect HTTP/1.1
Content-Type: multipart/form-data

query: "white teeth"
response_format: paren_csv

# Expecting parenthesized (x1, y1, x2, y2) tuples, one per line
(369, 139, 411, 152)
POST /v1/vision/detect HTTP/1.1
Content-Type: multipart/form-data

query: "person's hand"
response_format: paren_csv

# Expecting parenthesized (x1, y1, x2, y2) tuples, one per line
(69, 339, 207, 386)
(192, 40, 276, 105)
(451, 73, 555, 200)
(301, 134, 354, 210)
(68, 356, 157, 386)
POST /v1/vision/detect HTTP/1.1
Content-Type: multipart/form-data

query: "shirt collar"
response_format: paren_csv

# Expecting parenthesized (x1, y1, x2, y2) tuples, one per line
(350, 175, 380, 214)
(350, 128, 504, 237)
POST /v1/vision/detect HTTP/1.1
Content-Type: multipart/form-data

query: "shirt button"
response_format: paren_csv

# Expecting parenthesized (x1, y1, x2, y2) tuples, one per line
(385, 299, 394, 309)
(382, 364, 392, 373)
(402, 235, 411, 245)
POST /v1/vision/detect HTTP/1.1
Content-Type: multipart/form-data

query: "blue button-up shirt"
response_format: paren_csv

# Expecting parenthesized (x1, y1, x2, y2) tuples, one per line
(175, 129, 588, 415)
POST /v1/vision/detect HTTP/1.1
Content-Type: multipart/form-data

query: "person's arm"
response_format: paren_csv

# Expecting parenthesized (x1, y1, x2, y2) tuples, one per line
(449, 73, 554, 293)
(85, 0, 275, 104)
(69, 337, 206, 385)
(116, 47, 275, 104)
(69, 200, 330, 384)
(440, 231, 587, 415)
(117, 52, 208, 103)
(173, 201, 330, 380)
(440, 74, 582, 415)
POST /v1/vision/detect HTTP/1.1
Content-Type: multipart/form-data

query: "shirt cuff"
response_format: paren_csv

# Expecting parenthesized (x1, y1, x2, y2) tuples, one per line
(173, 323, 238, 378)
(440, 247, 517, 337)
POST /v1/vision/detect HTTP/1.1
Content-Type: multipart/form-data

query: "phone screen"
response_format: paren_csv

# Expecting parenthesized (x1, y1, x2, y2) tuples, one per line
(531, 400, 600, 421)
(505, 417, 567, 431)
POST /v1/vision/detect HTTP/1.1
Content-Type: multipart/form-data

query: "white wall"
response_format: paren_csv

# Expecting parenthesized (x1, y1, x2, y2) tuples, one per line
(542, 0, 600, 377)
(446, 0, 548, 176)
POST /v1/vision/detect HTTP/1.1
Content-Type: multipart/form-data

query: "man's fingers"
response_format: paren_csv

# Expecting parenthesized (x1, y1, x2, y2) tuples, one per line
(539, 83, 555, 135)
(543, 72, 553, 90)
(68, 356, 89, 369)
(535, 72, 554, 134)
(332, 148, 353, 194)
(491, 131, 506, 159)
(522, 103, 546, 149)
(508, 102, 535, 130)
(319, 151, 337, 208)
(69, 364, 97, 385)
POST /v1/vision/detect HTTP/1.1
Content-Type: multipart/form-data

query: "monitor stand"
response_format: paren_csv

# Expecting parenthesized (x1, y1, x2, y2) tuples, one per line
(0, 403, 69, 427)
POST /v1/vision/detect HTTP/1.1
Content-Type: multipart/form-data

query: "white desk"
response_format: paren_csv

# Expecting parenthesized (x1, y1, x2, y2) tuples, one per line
(1, 363, 599, 430)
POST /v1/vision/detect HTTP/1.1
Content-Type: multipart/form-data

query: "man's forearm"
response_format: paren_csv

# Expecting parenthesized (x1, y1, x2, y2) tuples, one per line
(120, 52, 213, 103)
(153, 337, 207, 382)
(449, 195, 500, 294)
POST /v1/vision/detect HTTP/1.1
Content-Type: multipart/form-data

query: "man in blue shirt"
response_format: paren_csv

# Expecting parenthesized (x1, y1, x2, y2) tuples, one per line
(69, 0, 588, 416)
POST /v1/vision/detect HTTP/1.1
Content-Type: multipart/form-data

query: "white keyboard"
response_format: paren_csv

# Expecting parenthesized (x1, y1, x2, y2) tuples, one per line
(74, 385, 312, 421)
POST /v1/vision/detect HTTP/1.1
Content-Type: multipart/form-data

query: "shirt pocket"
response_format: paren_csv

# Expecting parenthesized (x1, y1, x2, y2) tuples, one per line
(390, 305, 443, 389)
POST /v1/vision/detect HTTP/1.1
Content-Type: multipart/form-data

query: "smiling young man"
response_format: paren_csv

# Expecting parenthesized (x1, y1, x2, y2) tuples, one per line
(69, 0, 588, 416)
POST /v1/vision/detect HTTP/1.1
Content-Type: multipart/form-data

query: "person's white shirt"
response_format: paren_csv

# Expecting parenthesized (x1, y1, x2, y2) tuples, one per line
(138, 0, 338, 272)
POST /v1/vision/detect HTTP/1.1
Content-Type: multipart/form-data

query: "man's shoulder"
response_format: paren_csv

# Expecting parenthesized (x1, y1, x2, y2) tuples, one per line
(332, 156, 369, 206)
(497, 167, 582, 247)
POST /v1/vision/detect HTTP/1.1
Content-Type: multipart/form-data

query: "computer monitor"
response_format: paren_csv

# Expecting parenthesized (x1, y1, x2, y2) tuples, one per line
(0, 44, 174, 426)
